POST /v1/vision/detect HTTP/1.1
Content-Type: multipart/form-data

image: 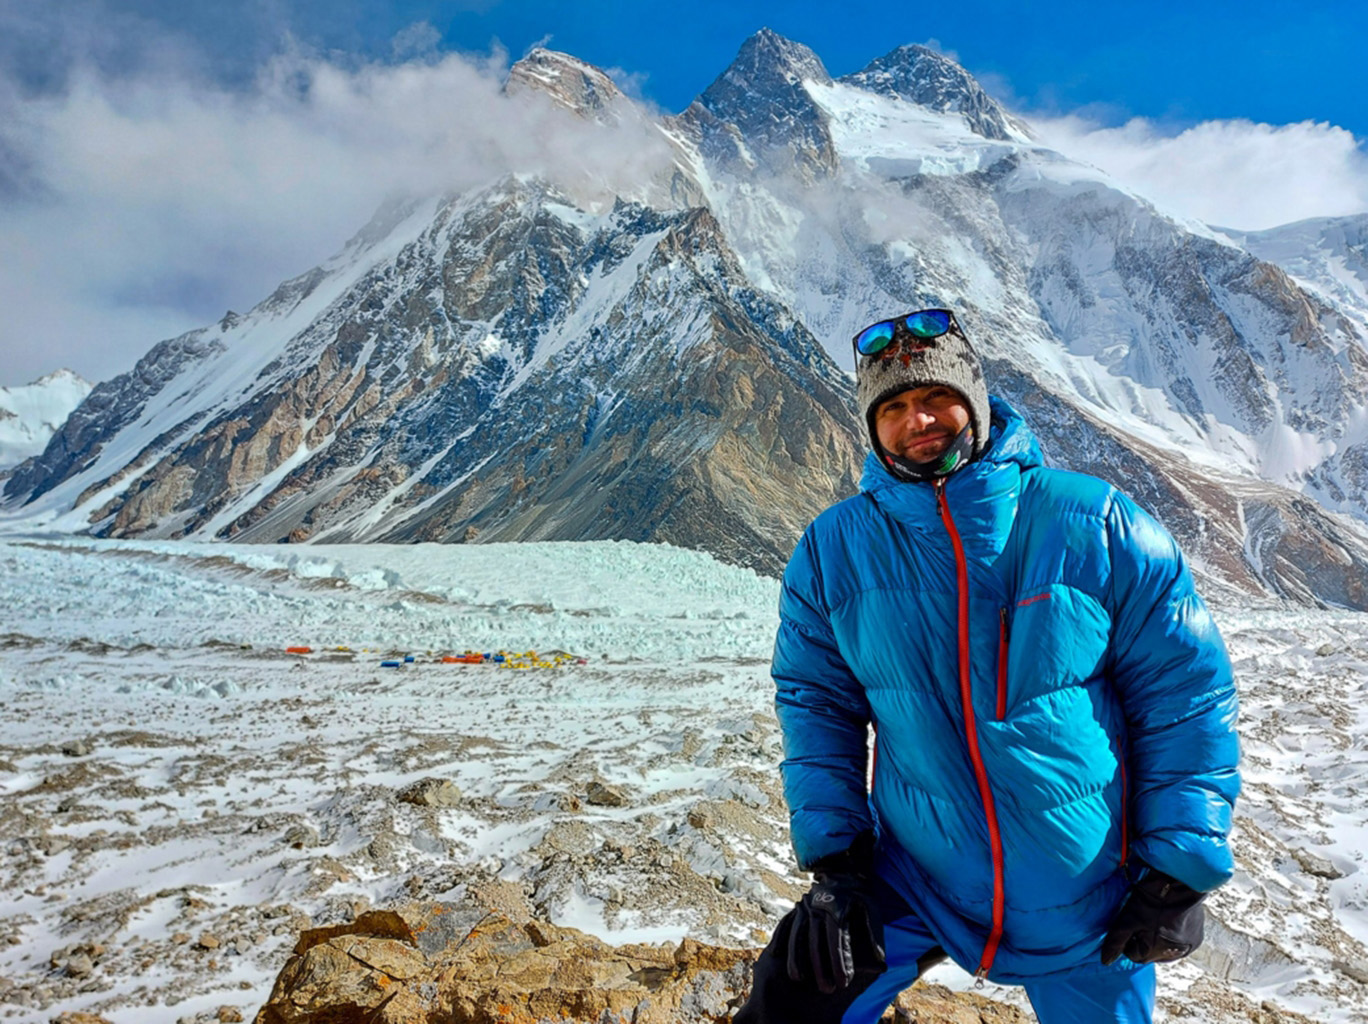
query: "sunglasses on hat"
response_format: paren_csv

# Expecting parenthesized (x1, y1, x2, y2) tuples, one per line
(852, 309, 953, 358)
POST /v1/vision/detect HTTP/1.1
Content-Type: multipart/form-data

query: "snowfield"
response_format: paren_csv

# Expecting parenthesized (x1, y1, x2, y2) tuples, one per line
(0, 372, 92, 475)
(1, 537, 1366, 1023)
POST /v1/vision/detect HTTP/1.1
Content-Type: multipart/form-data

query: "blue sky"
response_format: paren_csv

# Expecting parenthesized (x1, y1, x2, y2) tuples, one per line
(1, 0, 1366, 385)
(9, 0, 1362, 136)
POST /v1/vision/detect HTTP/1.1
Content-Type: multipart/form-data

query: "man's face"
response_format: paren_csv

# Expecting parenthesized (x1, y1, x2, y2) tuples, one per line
(874, 385, 970, 463)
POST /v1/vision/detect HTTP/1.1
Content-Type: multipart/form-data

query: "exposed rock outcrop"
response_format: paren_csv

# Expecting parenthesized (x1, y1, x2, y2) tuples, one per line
(252, 900, 1028, 1024)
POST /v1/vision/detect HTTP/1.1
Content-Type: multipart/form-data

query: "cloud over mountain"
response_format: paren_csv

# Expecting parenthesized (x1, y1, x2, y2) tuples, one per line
(0, 27, 673, 384)
(1032, 113, 1368, 230)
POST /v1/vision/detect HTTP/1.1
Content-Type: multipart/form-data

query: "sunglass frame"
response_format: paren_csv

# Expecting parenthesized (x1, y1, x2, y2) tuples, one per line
(852, 309, 955, 359)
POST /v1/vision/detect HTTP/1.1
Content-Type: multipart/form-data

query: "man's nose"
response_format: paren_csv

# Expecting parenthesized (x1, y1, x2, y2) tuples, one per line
(902, 403, 936, 429)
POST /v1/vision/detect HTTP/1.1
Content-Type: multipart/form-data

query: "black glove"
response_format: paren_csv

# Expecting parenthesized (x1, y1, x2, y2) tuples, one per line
(1101, 868, 1207, 966)
(784, 835, 886, 994)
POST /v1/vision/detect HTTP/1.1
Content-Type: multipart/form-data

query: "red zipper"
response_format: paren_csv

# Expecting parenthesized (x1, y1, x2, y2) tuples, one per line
(936, 479, 1005, 981)
(996, 608, 1009, 721)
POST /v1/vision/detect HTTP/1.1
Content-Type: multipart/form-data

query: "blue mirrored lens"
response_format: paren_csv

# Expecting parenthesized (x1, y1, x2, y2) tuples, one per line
(855, 322, 896, 354)
(905, 311, 951, 337)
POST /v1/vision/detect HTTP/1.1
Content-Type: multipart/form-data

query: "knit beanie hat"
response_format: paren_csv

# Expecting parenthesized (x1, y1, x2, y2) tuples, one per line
(855, 310, 991, 473)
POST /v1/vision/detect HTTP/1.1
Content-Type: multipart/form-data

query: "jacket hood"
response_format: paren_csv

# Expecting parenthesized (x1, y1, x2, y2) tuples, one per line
(859, 396, 1044, 556)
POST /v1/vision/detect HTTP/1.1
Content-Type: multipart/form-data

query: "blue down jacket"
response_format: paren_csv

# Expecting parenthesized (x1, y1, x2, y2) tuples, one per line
(773, 397, 1240, 983)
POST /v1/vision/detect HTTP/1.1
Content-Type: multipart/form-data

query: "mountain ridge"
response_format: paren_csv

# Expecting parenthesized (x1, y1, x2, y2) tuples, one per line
(5, 29, 1368, 607)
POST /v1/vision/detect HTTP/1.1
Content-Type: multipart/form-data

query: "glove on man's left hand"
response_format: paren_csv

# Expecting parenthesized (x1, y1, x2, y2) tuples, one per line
(1101, 869, 1206, 966)
(784, 835, 886, 994)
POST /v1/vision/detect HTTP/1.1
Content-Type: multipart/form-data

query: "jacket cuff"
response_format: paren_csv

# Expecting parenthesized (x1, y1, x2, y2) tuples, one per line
(809, 830, 876, 878)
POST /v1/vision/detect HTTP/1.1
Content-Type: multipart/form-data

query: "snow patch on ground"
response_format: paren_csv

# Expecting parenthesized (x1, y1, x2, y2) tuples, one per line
(0, 538, 1365, 1022)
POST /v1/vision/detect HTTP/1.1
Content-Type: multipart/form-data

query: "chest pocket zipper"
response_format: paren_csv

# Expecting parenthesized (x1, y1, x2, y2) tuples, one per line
(996, 607, 1009, 720)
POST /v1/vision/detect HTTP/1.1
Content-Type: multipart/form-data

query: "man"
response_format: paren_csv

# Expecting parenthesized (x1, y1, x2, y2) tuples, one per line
(736, 308, 1240, 1023)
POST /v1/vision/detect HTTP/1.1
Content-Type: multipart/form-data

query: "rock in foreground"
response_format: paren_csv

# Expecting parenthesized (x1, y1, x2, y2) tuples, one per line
(252, 899, 1027, 1024)
(253, 900, 752, 1024)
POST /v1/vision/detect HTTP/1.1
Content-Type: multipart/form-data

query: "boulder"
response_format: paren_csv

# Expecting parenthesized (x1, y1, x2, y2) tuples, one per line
(584, 782, 627, 808)
(254, 901, 748, 1024)
(252, 899, 1027, 1024)
(396, 778, 462, 808)
(1293, 848, 1341, 879)
(282, 825, 320, 850)
(886, 983, 1027, 1021)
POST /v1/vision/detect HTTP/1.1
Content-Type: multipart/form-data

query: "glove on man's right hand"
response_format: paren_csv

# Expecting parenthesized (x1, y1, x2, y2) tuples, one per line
(784, 839, 886, 994)
(1100, 868, 1206, 966)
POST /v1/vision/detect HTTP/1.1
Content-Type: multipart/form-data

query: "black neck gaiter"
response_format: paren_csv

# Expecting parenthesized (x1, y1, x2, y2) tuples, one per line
(882, 423, 977, 483)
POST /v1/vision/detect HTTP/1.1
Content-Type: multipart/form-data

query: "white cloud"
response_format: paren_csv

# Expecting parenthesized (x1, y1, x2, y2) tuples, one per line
(0, 39, 675, 386)
(390, 21, 443, 61)
(1031, 114, 1368, 231)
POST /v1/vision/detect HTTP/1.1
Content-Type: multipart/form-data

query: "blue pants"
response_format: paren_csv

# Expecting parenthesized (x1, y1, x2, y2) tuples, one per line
(737, 880, 1156, 1024)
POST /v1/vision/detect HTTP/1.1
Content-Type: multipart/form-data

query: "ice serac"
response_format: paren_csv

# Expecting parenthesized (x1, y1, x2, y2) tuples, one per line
(839, 43, 1031, 142)
(675, 27, 838, 181)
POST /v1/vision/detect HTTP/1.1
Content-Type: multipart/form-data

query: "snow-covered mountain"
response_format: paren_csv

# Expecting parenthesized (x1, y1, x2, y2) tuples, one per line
(1219, 214, 1368, 338)
(4, 30, 1368, 606)
(837, 41, 1033, 142)
(0, 369, 92, 476)
(2, 188, 859, 575)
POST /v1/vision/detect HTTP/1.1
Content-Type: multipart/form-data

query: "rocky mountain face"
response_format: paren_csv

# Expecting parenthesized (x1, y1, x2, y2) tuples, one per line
(5, 31, 1368, 605)
(1221, 213, 1368, 349)
(837, 43, 1031, 141)
(7, 181, 860, 576)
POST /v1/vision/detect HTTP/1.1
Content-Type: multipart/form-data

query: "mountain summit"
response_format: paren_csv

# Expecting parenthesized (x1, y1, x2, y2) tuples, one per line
(0, 369, 92, 476)
(679, 28, 838, 180)
(839, 44, 1031, 141)
(703, 27, 833, 95)
(504, 47, 629, 122)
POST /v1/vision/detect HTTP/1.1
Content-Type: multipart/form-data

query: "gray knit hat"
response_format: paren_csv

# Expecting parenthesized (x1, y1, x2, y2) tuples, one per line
(854, 309, 991, 464)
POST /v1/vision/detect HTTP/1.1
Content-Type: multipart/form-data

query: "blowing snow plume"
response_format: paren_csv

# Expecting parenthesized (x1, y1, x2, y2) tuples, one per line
(0, 16, 677, 385)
